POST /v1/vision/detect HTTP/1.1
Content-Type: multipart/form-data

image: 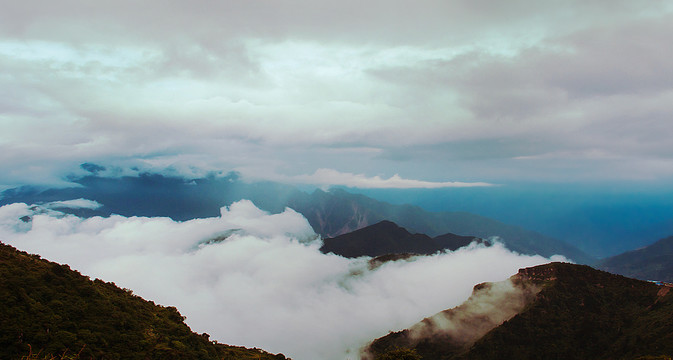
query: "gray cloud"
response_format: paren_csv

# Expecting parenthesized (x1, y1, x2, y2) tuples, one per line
(1, 0, 672, 187)
(0, 200, 560, 360)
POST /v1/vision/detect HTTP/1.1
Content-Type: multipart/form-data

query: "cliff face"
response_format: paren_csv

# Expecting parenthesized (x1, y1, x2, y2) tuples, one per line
(367, 262, 673, 360)
(515, 264, 560, 282)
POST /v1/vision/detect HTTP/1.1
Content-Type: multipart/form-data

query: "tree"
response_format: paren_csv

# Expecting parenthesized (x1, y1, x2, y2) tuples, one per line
(376, 347, 422, 360)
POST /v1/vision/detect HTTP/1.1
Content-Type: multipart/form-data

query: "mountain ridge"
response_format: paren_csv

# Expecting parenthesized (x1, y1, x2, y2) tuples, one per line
(319, 220, 484, 258)
(288, 188, 592, 263)
(597, 235, 673, 283)
(0, 242, 289, 360)
(366, 262, 673, 360)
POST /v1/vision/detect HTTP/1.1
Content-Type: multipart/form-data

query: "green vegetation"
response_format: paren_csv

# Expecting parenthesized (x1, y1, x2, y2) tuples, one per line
(0, 242, 288, 360)
(368, 263, 673, 360)
(462, 263, 673, 359)
(374, 347, 422, 360)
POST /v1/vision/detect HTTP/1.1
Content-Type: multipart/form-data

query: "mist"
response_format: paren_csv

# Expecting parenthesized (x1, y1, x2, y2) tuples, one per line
(0, 200, 563, 360)
(362, 276, 541, 359)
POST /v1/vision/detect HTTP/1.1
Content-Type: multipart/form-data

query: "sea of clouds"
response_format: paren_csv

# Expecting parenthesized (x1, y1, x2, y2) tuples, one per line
(0, 200, 564, 360)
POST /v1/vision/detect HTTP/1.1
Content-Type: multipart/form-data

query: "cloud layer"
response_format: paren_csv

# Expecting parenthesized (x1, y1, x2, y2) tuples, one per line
(0, 200, 561, 360)
(291, 168, 494, 188)
(1, 1, 673, 187)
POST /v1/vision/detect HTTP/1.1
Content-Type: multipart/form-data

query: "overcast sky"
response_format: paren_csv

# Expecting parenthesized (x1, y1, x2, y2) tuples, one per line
(2, 0, 673, 188)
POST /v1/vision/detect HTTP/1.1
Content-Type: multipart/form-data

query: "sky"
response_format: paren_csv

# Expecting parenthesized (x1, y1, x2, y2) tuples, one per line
(2, 3, 673, 357)
(0, 200, 560, 360)
(2, 0, 673, 189)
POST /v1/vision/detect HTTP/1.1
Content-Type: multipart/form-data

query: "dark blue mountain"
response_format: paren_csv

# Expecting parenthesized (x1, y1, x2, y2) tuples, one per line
(598, 235, 673, 283)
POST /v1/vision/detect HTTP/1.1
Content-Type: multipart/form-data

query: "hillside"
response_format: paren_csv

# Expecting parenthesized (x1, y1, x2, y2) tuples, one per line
(366, 262, 673, 360)
(597, 235, 673, 283)
(320, 220, 483, 258)
(0, 242, 288, 360)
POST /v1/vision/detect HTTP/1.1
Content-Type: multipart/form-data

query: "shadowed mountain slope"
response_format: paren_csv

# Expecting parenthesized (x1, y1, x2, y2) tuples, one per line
(366, 262, 673, 360)
(597, 235, 673, 283)
(319, 220, 483, 258)
(0, 242, 288, 360)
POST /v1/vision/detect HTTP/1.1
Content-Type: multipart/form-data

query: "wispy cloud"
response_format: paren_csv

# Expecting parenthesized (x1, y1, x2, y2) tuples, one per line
(292, 168, 494, 188)
(44, 198, 102, 210)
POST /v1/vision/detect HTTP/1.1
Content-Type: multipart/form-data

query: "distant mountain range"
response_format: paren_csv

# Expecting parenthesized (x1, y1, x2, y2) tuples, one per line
(597, 235, 673, 283)
(0, 170, 592, 263)
(287, 188, 592, 263)
(320, 220, 484, 258)
(0, 242, 288, 360)
(366, 262, 673, 360)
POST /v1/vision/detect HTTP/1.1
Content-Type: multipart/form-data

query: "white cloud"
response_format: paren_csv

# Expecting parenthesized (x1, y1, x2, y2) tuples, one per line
(291, 168, 494, 188)
(1, 0, 673, 187)
(44, 198, 102, 210)
(0, 200, 557, 360)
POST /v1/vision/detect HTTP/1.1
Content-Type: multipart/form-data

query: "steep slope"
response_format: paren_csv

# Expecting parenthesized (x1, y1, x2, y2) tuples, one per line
(597, 235, 673, 283)
(367, 262, 673, 360)
(0, 242, 288, 360)
(319, 220, 482, 258)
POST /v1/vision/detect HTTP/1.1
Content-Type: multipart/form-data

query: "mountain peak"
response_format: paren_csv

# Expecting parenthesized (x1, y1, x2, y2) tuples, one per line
(320, 220, 436, 258)
(364, 220, 411, 233)
(319, 220, 483, 258)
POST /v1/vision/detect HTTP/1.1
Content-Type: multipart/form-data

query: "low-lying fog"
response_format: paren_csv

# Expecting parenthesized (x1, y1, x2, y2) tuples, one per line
(0, 200, 564, 360)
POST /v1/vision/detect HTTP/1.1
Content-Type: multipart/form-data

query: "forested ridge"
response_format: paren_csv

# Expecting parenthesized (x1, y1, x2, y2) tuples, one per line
(0, 242, 288, 360)
(369, 263, 673, 360)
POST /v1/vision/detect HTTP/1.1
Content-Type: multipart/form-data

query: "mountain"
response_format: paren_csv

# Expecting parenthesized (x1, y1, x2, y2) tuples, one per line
(288, 188, 593, 263)
(0, 242, 288, 360)
(349, 186, 673, 258)
(319, 220, 483, 258)
(432, 232, 485, 251)
(0, 171, 300, 220)
(0, 170, 593, 263)
(366, 262, 673, 360)
(597, 235, 673, 283)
